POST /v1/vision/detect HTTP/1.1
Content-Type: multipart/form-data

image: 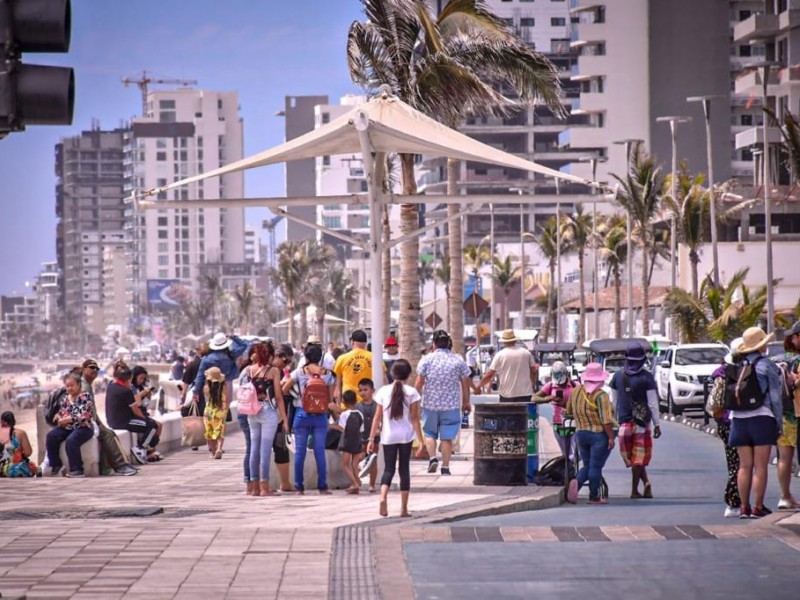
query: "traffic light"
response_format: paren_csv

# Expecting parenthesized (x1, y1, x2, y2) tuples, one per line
(0, 0, 74, 136)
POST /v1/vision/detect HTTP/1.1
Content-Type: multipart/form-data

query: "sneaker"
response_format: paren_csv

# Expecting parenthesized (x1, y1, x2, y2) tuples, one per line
(440, 466, 451, 476)
(66, 470, 85, 478)
(114, 465, 138, 477)
(751, 505, 773, 518)
(771, 456, 778, 465)
(131, 446, 147, 465)
(41, 465, 63, 477)
(566, 479, 579, 504)
(427, 458, 439, 474)
(724, 505, 740, 518)
(739, 506, 752, 519)
(359, 453, 377, 479)
(778, 498, 799, 511)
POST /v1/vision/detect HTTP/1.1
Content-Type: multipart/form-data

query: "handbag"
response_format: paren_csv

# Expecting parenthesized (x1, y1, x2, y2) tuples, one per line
(181, 400, 206, 447)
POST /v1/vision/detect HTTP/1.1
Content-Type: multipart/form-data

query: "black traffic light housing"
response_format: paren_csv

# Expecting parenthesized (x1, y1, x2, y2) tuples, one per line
(0, 0, 74, 137)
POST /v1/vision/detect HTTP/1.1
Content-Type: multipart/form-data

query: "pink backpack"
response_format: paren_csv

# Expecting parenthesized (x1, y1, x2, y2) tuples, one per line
(237, 370, 260, 416)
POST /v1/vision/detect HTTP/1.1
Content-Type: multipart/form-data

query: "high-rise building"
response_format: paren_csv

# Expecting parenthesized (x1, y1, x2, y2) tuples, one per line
(55, 127, 126, 333)
(244, 225, 262, 264)
(124, 89, 245, 316)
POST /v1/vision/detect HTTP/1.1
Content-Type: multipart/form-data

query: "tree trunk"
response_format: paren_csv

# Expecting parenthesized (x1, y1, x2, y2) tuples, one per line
(648, 246, 657, 286)
(690, 250, 699, 299)
(299, 305, 309, 342)
(613, 266, 622, 338)
(446, 157, 465, 356)
(504, 290, 511, 328)
(577, 249, 586, 345)
(641, 238, 650, 335)
(316, 312, 325, 339)
(382, 204, 392, 336)
(399, 153, 423, 370)
(287, 297, 297, 347)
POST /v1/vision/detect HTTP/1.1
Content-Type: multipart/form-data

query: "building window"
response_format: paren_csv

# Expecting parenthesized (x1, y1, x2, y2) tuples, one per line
(159, 100, 176, 109)
(322, 155, 331, 166)
(156, 139, 167, 148)
(158, 230, 168, 239)
(741, 114, 753, 126)
(158, 256, 168, 266)
(156, 152, 167, 161)
(323, 216, 341, 228)
(322, 112, 330, 124)
(551, 17, 566, 26)
(158, 269, 168, 278)
(521, 18, 535, 27)
(157, 217, 168, 226)
(158, 242, 168, 252)
(159, 112, 176, 123)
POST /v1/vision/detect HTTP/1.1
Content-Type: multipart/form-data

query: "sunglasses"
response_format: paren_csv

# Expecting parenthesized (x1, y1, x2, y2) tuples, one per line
(86, 366, 99, 371)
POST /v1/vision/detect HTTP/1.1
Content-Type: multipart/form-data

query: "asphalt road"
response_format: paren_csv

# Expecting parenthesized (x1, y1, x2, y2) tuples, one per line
(404, 405, 799, 600)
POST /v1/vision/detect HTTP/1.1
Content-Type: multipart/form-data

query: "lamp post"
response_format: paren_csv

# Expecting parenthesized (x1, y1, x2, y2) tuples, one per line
(578, 155, 607, 340)
(756, 64, 776, 332)
(555, 177, 562, 342)
(687, 95, 724, 286)
(613, 138, 644, 337)
(655, 116, 692, 291)
(489, 202, 495, 343)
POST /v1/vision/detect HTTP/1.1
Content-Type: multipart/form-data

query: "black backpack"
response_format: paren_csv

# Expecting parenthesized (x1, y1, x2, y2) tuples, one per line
(534, 457, 576, 487)
(44, 386, 67, 424)
(723, 357, 765, 411)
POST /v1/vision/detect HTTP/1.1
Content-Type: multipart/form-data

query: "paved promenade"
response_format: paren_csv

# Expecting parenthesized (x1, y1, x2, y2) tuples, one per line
(0, 420, 563, 600)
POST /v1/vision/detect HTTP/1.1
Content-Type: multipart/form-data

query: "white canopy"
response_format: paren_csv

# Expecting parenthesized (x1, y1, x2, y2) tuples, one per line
(272, 307, 351, 327)
(144, 93, 594, 199)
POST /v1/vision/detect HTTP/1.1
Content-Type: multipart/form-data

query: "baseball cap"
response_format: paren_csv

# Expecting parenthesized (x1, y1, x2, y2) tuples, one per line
(385, 337, 398, 346)
(350, 330, 368, 343)
(82, 358, 99, 369)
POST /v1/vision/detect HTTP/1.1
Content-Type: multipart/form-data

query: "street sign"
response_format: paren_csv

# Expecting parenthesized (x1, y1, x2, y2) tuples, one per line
(425, 312, 443, 329)
(463, 292, 489, 319)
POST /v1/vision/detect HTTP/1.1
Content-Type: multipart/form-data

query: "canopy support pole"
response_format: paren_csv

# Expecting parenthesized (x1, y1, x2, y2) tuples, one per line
(272, 208, 368, 250)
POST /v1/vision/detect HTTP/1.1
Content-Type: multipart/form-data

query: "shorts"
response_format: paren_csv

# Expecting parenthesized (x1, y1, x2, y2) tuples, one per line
(339, 430, 363, 455)
(777, 417, 797, 448)
(729, 415, 779, 448)
(617, 422, 652, 467)
(422, 408, 461, 441)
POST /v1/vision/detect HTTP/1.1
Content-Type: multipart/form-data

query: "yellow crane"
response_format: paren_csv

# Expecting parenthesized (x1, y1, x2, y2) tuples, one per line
(121, 71, 198, 116)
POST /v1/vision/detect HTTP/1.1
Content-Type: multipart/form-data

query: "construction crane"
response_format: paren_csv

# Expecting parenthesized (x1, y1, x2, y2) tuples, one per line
(121, 71, 198, 116)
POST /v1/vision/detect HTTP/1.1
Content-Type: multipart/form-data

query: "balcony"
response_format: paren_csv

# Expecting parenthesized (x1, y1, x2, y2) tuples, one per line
(734, 67, 779, 95)
(778, 9, 800, 32)
(576, 92, 605, 113)
(732, 13, 779, 43)
(570, 0, 603, 14)
(777, 64, 800, 91)
(734, 126, 783, 150)
(572, 55, 605, 81)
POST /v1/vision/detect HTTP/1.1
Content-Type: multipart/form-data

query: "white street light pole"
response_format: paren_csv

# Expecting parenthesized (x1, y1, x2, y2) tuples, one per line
(555, 178, 562, 342)
(489, 202, 495, 343)
(519, 201, 525, 330)
(579, 155, 607, 340)
(760, 64, 775, 333)
(656, 116, 692, 290)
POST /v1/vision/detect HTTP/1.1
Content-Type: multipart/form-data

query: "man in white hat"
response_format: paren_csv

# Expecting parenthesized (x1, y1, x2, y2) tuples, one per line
(474, 329, 537, 402)
(728, 326, 783, 518)
(192, 333, 243, 409)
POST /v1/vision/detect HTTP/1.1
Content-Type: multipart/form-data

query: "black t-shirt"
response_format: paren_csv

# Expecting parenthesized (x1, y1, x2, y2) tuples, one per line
(609, 369, 656, 425)
(182, 357, 201, 386)
(357, 400, 377, 442)
(106, 381, 137, 429)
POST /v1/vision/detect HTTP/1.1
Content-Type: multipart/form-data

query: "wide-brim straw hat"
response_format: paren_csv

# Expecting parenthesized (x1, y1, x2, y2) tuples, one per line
(737, 327, 773, 354)
(499, 329, 518, 343)
(204, 366, 224, 383)
(582, 362, 609, 383)
(209, 332, 232, 351)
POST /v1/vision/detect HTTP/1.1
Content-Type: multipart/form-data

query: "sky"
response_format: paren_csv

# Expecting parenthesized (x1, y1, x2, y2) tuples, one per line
(0, 0, 365, 295)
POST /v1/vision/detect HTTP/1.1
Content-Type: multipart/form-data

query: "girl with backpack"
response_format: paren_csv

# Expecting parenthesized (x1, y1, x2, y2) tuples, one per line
(282, 344, 336, 494)
(367, 359, 424, 517)
(244, 341, 289, 497)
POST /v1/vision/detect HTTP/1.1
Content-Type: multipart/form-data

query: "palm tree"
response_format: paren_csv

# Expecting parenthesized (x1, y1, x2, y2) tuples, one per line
(534, 216, 560, 342)
(273, 241, 305, 346)
(664, 268, 769, 344)
(597, 215, 628, 338)
(200, 274, 225, 332)
(309, 261, 358, 339)
(562, 204, 593, 344)
(491, 255, 520, 328)
(611, 144, 665, 335)
(295, 239, 336, 341)
(232, 281, 257, 335)
(348, 0, 563, 363)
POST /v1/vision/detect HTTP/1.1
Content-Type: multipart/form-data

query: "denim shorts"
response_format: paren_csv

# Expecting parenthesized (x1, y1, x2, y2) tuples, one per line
(729, 415, 779, 447)
(422, 408, 461, 441)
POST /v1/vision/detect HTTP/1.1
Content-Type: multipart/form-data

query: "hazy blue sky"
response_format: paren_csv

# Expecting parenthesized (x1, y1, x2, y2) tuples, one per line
(0, 0, 363, 295)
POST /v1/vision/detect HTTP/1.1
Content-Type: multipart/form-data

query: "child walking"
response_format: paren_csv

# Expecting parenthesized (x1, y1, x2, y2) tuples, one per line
(357, 378, 379, 492)
(336, 390, 365, 494)
(203, 367, 228, 459)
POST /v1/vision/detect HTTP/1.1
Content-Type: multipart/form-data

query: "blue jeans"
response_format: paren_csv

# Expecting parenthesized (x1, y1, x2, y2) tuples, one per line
(46, 426, 94, 474)
(248, 404, 279, 482)
(293, 412, 328, 491)
(576, 430, 612, 500)
(238, 414, 251, 483)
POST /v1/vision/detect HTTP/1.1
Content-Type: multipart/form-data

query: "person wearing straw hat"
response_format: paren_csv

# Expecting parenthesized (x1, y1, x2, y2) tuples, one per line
(565, 362, 617, 504)
(609, 343, 661, 499)
(474, 329, 537, 402)
(729, 327, 783, 518)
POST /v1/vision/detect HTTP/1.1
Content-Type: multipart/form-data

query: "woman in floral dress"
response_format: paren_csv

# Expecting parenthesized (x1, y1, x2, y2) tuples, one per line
(0, 411, 37, 477)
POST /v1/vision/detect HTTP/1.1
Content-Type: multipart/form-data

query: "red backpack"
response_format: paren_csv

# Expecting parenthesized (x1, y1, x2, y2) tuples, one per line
(302, 368, 330, 414)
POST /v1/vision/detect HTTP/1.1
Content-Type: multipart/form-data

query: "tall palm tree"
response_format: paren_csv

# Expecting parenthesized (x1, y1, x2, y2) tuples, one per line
(232, 281, 257, 335)
(597, 214, 628, 338)
(200, 274, 225, 332)
(309, 261, 358, 339)
(491, 255, 520, 328)
(348, 0, 563, 363)
(295, 239, 337, 341)
(535, 216, 560, 342)
(562, 204, 593, 344)
(273, 241, 305, 346)
(611, 144, 665, 335)
(663, 162, 709, 298)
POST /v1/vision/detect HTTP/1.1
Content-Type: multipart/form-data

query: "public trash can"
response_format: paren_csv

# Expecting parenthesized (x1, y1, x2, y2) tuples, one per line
(527, 402, 538, 482)
(473, 402, 528, 486)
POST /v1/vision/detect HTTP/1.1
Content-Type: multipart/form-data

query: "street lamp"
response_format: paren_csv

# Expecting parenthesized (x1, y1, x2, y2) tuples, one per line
(578, 155, 607, 340)
(655, 116, 692, 291)
(613, 138, 644, 337)
(510, 187, 531, 332)
(687, 95, 725, 286)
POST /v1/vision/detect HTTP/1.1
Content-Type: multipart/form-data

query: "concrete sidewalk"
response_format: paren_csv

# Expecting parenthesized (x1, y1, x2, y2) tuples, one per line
(0, 418, 564, 600)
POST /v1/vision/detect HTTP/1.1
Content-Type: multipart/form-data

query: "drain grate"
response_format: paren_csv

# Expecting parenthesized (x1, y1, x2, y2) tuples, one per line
(0, 507, 218, 521)
(329, 526, 380, 600)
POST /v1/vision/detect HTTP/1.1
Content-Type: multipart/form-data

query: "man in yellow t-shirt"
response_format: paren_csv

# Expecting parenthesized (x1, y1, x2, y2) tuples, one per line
(334, 330, 375, 404)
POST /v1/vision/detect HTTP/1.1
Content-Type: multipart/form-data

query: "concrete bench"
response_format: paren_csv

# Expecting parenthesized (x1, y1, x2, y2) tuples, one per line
(267, 446, 351, 491)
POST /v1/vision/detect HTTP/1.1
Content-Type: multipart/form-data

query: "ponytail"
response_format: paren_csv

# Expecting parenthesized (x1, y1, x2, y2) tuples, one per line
(1, 411, 15, 440)
(387, 358, 412, 421)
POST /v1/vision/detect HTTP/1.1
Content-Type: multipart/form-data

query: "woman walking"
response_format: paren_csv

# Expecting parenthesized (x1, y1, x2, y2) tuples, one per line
(565, 363, 617, 505)
(282, 344, 335, 495)
(0, 411, 37, 477)
(203, 367, 229, 460)
(367, 359, 425, 517)
(245, 341, 289, 497)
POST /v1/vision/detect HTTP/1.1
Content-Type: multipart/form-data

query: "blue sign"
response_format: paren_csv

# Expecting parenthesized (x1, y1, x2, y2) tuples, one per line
(464, 274, 483, 300)
(147, 280, 190, 308)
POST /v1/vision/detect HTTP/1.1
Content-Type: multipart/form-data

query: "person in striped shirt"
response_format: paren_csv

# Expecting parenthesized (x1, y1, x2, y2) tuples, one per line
(564, 362, 617, 504)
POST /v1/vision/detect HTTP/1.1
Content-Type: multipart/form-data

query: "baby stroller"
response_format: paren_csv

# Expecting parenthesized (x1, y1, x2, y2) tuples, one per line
(560, 416, 608, 501)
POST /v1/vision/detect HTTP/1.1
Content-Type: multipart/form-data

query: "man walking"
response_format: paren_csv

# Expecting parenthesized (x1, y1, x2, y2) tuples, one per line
(474, 329, 537, 402)
(81, 359, 137, 476)
(415, 330, 472, 475)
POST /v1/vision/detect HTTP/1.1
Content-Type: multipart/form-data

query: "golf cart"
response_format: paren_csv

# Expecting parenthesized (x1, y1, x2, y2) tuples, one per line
(534, 342, 577, 385)
(585, 338, 652, 382)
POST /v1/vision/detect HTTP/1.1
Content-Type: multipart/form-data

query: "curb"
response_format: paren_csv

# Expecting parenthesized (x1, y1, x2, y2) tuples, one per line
(661, 413, 717, 436)
(427, 487, 564, 523)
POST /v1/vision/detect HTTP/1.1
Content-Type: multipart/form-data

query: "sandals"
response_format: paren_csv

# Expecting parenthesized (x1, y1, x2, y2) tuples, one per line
(643, 482, 653, 499)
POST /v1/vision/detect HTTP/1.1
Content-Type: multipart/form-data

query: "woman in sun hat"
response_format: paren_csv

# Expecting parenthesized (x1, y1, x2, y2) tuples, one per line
(565, 362, 617, 505)
(609, 342, 661, 499)
(730, 327, 783, 518)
